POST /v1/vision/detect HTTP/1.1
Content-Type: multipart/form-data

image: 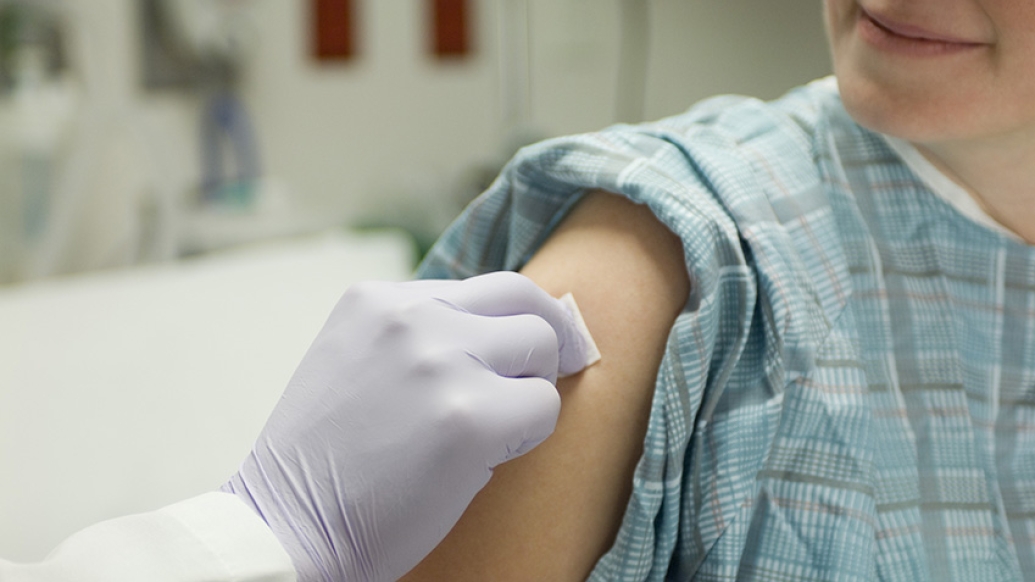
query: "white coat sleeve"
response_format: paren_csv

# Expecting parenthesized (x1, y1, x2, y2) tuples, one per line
(0, 492, 296, 582)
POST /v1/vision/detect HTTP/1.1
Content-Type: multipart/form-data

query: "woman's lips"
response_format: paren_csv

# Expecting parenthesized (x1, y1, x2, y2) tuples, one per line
(857, 7, 988, 55)
(862, 9, 979, 44)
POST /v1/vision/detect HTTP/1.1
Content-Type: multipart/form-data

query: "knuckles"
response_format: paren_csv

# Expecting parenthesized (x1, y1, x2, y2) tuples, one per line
(334, 276, 562, 377)
(521, 312, 561, 352)
(338, 281, 438, 337)
(432, 389, 494, 443)
(407, 345, 454, 380)
(477, 270, 538, 297)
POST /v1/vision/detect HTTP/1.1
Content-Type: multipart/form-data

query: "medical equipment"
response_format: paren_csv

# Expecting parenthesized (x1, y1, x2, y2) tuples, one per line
(199, 91, 261, 207)
(154, 0, 264, 208)
(0, 1, 73, 281)
(0, 0, 179, 282)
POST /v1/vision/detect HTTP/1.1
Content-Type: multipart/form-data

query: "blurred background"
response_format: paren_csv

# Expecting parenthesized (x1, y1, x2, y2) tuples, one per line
(0, 0, 831, 283)
(0, 0, 832, 563)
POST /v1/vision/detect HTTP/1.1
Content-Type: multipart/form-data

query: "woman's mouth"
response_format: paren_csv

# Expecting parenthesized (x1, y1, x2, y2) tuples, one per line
(856, 7, 988, 56)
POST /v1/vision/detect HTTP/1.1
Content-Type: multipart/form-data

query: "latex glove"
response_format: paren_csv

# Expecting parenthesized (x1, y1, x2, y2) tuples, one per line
(221, 272, 596, 582)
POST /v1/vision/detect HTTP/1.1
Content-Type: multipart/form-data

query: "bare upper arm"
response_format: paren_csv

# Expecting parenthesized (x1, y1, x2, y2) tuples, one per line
(400, 190, 690, 580)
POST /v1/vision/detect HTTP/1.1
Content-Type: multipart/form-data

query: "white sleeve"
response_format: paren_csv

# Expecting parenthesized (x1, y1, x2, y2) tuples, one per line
(0, 492, 296, 582)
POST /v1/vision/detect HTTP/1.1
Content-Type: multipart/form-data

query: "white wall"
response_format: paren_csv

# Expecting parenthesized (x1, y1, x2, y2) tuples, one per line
(237, 0, 626, 241)
(2, 0, 832, 275)
(644, 0, 832, 120)
(237, 0, 831, 233)
(240, 1, 503, 233)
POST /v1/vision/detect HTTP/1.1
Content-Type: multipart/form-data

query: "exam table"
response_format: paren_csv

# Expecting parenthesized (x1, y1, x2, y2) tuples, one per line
(0, 230, 415, 562)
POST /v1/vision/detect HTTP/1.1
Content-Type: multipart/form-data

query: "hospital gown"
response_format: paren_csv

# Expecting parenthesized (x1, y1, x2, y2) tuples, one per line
(417, 77, 1035, 581)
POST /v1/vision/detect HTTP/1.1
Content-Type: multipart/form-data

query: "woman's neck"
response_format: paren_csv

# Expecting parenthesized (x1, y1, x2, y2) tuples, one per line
(918, 131, 1035, 244)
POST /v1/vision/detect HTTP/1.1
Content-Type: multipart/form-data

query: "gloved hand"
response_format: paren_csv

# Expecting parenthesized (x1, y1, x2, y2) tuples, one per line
(221, 272, 595, 582)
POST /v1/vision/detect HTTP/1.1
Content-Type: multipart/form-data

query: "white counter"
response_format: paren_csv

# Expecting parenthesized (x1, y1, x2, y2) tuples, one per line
(0, 230, 415, 561)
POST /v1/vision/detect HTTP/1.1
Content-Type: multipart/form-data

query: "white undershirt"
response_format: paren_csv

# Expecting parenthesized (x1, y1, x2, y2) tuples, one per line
(879, 134, 1023, 242)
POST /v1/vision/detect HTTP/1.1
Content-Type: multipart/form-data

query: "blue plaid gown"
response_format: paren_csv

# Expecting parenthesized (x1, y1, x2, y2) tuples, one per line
(417, 78, 1035, 581)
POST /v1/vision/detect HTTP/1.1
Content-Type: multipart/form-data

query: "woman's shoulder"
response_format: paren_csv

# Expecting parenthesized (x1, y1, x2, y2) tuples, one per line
(645, 76, 841, 142)
(421, 78, 849, 278)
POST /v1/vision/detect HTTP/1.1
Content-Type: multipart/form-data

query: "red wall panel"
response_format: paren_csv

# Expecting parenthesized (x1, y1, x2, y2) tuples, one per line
(313, 0, 355, 61)
(431, 0, 470, 58)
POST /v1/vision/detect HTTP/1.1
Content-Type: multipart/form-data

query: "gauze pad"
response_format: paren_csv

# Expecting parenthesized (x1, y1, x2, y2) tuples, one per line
(557, 292, 602, 377)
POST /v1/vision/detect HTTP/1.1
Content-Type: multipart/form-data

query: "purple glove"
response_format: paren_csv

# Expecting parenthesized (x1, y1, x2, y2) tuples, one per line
(221, 272, 596, 582)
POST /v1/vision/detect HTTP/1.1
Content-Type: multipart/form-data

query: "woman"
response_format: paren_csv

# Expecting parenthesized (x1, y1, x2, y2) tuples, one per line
(402, 1, 1035, 580)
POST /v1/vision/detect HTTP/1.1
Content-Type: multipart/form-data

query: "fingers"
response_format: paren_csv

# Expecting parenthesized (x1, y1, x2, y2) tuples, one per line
(433, 271, 570, 320)
(459, 311, 561, 382)
(431, 272, 599, 377)
(365, 273, 599, 379)
(476, 375, 561, 465)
